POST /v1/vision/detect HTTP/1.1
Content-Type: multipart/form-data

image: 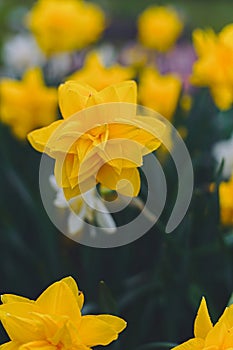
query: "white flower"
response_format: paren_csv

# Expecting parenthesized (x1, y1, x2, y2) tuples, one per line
(2, 34, 45, 74)
(46, 53, 73, 81)
(49, 175, 117, 236)
(212, 134, 233, 178)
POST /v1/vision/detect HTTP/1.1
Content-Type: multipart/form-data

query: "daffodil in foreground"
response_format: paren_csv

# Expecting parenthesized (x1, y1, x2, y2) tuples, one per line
(139, 67, 182, 120)
(26, 0, 105, 56)
(28, 80, 165, 200)
(0, 67, 57, 140)
(67, 51, 135, 91)
(0, 276, 126, 349)
(172, 297, 233, 350)
(137, 6, 183, 52)
(191, 23, 233, 110)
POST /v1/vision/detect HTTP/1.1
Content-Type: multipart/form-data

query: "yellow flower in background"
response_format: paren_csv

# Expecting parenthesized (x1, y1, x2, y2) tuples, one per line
(28, 80, 165, 199)
(0, 67, 57, 140)
(0, 276, 126, 349)
(138, 67, 182, 120)
(137, 6, 183, 52)
(67, 51, 135, 91)
(191, 23, 233, 110)
(219, 174, 233, 226)
(172, 297, 233, 350)
(26, 0, 105, 56)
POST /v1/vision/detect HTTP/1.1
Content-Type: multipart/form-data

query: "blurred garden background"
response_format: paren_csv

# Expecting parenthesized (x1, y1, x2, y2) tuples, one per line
(0, 0, 233, 349)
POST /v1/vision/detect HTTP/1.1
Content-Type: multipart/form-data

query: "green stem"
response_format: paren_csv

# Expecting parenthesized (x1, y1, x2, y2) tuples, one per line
(136, 342, 178, 350)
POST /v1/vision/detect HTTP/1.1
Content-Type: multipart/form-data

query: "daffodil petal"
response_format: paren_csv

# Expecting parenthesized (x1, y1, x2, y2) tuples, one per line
(61, 277, 84, 310)
(97, 164, 140, 197)
(194, 297, 213, 339)
(59, 81, 96, 119)
(95, 315, 127, 333)
(19, 341, 56, 350)
(0, 341, 20, 350)
(1, 294, 33, 304)
(68, 211, 85, 235)
(36, 280, 81, 326)
(99, 140, 143, 169)
(0, 311, 42, 343)
(78, 315, 122, 347)
(27, 120, 63, 153)
(172, 338, 204, 350)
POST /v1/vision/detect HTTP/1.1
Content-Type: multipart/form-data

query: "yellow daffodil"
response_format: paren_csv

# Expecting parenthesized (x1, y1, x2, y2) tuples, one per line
(219, 174, 233, 226)
(137, 6, 183, 52)
(28, 80, 165, 200)
(26, 0, 105, 56)
(0, 276, 126, 349)
(0, 67, 57, 140)
(191, 24, 233, 110)
(138, 67, 182, 120)
(67, 51, 135, 91)
(172, 297, 233, 350)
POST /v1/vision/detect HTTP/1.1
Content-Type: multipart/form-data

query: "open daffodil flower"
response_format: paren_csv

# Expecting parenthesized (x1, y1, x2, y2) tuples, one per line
(0, 276, 126, 349)
(28, 80, 165, 200)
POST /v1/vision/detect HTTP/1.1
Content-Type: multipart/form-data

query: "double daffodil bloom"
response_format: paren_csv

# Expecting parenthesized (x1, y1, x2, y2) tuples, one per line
(139, 67, 182, 120)
(137, 6, 183, 52)
(0, 276, 126, 349)
(28, 81, 165, 200)
(26, 0, 105, 56)
(172, 297, 233, 350)
(68, 51, 135, 91)
(191, 24, 233, 110)
(0, 67, 57, 140)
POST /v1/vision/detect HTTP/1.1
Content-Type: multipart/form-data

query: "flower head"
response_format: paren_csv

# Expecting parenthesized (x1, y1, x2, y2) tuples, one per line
(28, 80, 165, 200)
(2, 34, 45, 75)
(138, 66, 182, 120)
(67, 51, 135, 91)
(191, 23, 233, 110)
(26, 0, 105, 56)
(172, 297, 233, 350)
(0, 276, 126, 349)
(213, 134, 233, 179)
(137, 6, 183, 52)
(219, 175, 233, 226)
(0, 67, 57, 140)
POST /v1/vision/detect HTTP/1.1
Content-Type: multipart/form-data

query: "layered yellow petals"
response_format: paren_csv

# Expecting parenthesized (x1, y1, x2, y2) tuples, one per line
(26, 0, 105, 56)
(67, 51, 135, 91)
(58, 80, 137, 119)
(137, 6, 183, 52)
(172, 297, 233, 350)
(139, 67, 182, 120)
(28, 81, 165, 199)
(191, 24, 233, 110)
(0, 277, 126, 349)
(0, 68, 57, 140)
